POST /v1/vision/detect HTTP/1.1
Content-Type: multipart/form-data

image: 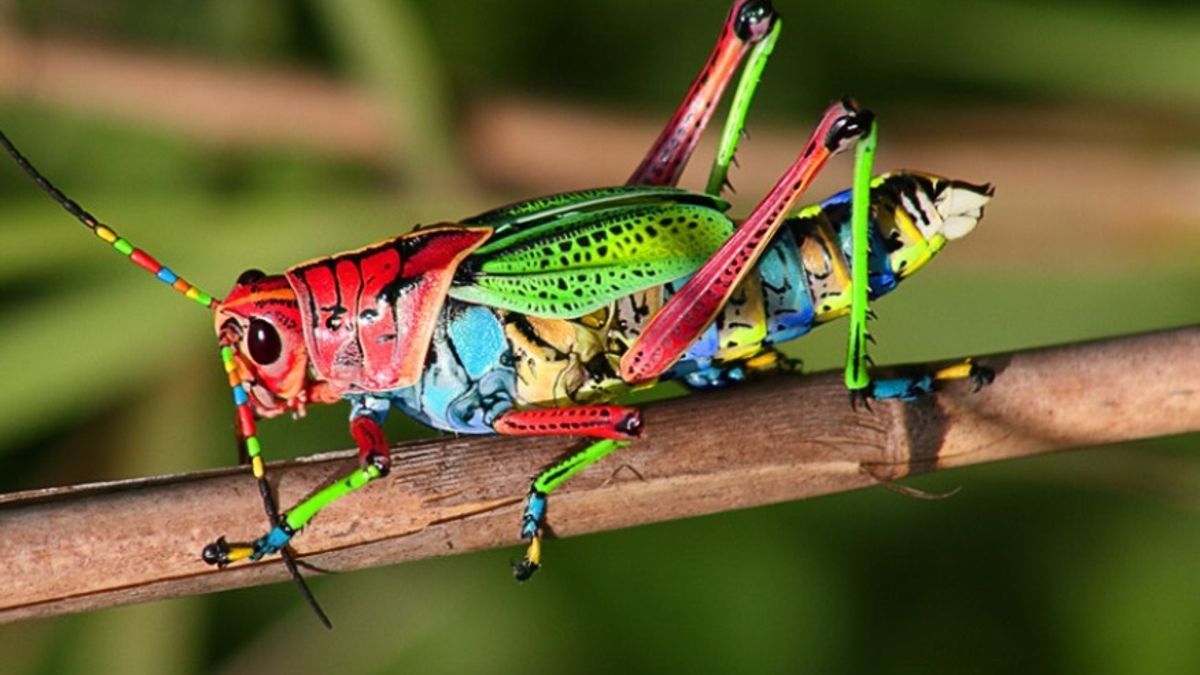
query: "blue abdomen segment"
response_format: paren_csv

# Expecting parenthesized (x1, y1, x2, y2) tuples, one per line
(821, 188, 899, 297)
(382, 302, 516, 434)
(758, 227, 815, 345)
(820, 186, 897, 296)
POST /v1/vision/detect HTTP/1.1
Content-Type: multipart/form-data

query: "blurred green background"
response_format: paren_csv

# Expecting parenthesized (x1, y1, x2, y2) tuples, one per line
(2, 0, 1199, 673)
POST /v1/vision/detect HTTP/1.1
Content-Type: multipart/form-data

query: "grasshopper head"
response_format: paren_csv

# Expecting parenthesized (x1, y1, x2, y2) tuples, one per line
(874, 172, 993, 278)
(214, 270, 312, 418)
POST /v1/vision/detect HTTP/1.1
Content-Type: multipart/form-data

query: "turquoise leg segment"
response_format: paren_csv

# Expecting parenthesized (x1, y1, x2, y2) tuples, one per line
(520, 491, 547, 540)
(869, 375, 936, 402)
(204, 525, 295, 565)
(856, 361, 995, 405)
(260, 526, 294, 557)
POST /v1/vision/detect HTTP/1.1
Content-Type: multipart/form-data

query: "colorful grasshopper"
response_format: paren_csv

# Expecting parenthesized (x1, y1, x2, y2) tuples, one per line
(1, 0, 992, 626)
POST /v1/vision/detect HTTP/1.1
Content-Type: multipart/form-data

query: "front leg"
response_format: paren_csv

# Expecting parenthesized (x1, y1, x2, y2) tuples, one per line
(628, 0, 778, 187)
(494, 404, 642, 579)
(201, 402, 393, 567)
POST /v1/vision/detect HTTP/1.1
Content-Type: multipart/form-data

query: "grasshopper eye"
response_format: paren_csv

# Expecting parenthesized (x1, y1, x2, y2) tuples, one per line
(237, 269, 266, 285)
(247, 318, 282, 365)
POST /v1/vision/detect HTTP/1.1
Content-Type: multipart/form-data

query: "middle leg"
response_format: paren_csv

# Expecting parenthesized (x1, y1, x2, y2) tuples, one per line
(494, 404, 642, 579)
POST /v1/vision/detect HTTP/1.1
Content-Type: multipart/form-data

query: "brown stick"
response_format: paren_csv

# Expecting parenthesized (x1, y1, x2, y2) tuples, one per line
(2, 327, 1198, 623)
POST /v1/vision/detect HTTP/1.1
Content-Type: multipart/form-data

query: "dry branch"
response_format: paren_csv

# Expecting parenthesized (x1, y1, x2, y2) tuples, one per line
(2, 326, 1199, 624)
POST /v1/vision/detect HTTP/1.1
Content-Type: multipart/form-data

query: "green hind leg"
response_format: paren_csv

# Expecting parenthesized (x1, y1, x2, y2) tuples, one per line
(513, 439, 631, 581)
(628, 1, 779, 187)
(704, 17, 780, 195)
(844, 121, 878, 395)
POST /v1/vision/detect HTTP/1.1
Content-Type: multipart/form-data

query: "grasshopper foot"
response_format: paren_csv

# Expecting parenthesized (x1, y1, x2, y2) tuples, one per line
(969, 364, 996, 392)
(849, 387, 873, 412)
(201, 525, 293, 567)
(512, 534, 542, 582)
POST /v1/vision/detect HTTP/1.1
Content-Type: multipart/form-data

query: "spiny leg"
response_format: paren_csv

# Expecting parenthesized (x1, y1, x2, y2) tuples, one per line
(621, 100, 874, 384)
(627, 0, 778, 187)
(843, 156, 997, 406)
(203, 462, 384, 569)
(202, 407, 392, 563)
(704, 16, 780, 196)
(514, 439, 631, 581)
(494, 404, 643, 579)
(844, 121, 877, 396)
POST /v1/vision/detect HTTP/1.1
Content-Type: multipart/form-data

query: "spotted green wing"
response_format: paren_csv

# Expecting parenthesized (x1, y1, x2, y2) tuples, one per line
(451, 200, 735, 318)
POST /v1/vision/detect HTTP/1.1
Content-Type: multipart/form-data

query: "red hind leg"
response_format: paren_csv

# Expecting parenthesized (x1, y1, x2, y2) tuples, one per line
(494, 404, 643, 440)
(621, 100, 874, 383)
(627, 0, 777, 187)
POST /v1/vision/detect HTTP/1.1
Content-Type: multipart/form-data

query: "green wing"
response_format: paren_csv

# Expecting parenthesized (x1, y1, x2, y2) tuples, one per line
(452, 191, 734, 318)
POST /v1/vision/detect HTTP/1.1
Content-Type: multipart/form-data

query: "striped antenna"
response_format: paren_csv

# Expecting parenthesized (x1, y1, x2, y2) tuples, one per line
(0, 130, 218, 310)
(220, 345, 332, 629)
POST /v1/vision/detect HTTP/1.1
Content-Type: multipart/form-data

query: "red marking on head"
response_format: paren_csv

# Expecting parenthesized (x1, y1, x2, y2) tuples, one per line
(286, 225, 492, 392)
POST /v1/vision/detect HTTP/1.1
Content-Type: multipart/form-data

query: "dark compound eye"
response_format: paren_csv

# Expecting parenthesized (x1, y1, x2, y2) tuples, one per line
(237, 268, 266, 285)
(247, 318, 282, 365)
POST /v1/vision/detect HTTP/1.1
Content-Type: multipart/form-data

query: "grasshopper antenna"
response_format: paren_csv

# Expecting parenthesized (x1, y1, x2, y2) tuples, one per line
(282, 548, 333, 629)
(2, 129, 333, 624)
(0, 130, 219, 309)
(255, 461, 333, 629)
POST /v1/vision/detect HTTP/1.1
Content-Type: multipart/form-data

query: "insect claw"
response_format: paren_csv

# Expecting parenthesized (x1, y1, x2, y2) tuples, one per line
(201, 537, 232, 568)
(970, 364, 996, 392)
(848, 388, 873, 412)
(512, 558, 540, 582)
(281, 548, 333, 630)
(513, 532, 543, 581)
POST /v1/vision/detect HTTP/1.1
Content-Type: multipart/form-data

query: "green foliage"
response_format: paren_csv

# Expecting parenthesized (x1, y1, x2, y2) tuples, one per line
(1, 1, 1199, 673)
